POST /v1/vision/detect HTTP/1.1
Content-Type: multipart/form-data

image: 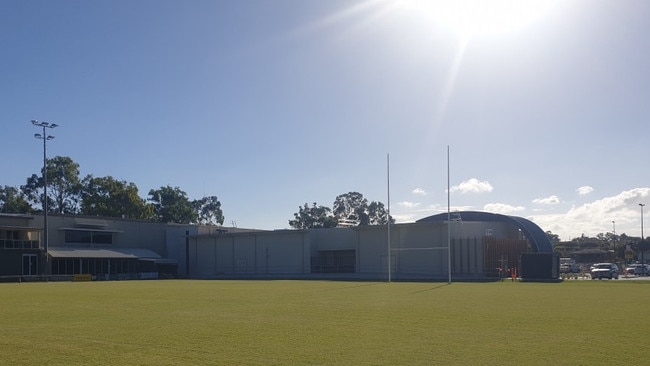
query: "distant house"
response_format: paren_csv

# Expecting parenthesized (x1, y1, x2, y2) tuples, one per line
(570, 248, 614, 264)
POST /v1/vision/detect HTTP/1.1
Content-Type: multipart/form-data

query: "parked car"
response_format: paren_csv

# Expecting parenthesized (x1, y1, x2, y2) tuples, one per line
(560, 264, 580, 273)
(591, 263, 619, 280)
(625, 264, 650, 275)
(560, 258, 580, 273)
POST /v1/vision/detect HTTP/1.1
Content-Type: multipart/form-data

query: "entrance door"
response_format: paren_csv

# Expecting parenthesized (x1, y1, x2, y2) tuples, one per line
(22, 254, 38, 276)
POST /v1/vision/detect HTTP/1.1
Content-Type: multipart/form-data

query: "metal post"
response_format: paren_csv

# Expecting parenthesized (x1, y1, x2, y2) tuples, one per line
(640, 204, 645, 273)
(387, 153, 391, 282)
(447, 145, 451, 284)
(612, 220, 617, 262)
(32, 120, 58, 276)
(42, 126, 48, 272)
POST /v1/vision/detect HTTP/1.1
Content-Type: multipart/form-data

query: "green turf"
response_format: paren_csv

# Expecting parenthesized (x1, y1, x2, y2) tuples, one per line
(0, 279, 647, 365)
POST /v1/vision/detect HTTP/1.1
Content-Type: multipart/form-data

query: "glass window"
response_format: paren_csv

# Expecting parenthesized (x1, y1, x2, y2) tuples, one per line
(65, 230, 113, 245)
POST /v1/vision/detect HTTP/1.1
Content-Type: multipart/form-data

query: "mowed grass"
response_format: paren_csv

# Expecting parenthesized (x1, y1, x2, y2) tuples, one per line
(1, 280, 648, 365)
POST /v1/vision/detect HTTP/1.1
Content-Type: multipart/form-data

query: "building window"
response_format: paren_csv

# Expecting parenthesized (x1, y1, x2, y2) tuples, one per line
(65, 230, 113, 245)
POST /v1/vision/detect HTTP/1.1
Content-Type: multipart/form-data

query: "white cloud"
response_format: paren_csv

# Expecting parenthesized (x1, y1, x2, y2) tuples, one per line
(450, 178, 493, 194)
(532, 195, 560, 205)
(412, 188, 427, 195)
(398, 201, 421, 208)
(483, 203, 525, 214)
(577, 186, 594, 195)
(529, 187, 650, 241)
(390, 213, 419, 223)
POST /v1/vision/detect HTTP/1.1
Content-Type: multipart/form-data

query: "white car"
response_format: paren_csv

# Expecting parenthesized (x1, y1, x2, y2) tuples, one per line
(625, 264, 650, 275)
(591, 263, 619, 280)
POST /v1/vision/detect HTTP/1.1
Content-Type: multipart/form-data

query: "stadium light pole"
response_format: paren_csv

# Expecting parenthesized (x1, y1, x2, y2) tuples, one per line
(32, 120, 58, 275)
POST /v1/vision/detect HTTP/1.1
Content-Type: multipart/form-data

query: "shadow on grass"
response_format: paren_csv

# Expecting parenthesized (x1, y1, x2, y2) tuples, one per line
(321, 282, 383, 291)
(410, 283, 452, 294)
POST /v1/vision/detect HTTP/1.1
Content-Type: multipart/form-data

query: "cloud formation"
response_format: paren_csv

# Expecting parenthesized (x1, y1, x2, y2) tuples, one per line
(577, 186, 594, 195)
(530, 187, 650, 241)
(412, 188, 427, 195)
(532, 195, 560, 205)
(483, 203, 525, 214)
(450, 178, 493, 194)
(398, 201, 421, 208)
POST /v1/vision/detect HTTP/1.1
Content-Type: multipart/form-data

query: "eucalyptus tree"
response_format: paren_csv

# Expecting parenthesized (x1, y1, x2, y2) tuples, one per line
(193, 195, 224, 225)
(0, 185, 33, 213)
(21, 156, 82, 214)
(81, 175, 154, 220)
(289, 202, 338, 229)
(333, 192, 393, 226)
(148, 186, 198, 224)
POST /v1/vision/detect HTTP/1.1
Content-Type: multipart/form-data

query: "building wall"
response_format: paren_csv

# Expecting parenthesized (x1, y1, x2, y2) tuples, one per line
(188, 230, 310, 278)
(185, 222, 503, 280)
(165, 225, 200, 276)
(1, 214, 46, 276)
(2, 213, 536, 280)
(39, 215, 169, 255)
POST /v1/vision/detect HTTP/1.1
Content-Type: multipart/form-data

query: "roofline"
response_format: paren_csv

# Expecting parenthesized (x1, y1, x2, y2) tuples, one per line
(416, 211, 553, 253)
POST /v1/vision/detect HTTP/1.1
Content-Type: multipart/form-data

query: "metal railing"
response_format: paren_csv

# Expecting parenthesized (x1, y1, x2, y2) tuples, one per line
(0, 239, 40, 250)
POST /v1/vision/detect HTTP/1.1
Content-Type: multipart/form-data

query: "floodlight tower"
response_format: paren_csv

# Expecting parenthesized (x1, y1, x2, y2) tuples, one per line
(32, 119, 58, 275)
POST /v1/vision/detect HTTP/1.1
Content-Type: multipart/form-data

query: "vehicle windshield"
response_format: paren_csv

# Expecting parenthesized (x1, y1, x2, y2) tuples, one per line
(594, 264, 611, 269)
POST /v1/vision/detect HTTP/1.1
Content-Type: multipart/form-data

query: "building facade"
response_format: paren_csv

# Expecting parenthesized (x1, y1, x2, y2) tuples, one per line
(186, 212, 555, 280)
(1, 211, 556, 281)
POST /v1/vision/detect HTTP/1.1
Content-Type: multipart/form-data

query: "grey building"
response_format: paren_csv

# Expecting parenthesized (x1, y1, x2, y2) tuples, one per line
(186, 211, 555, 281)
(1, 211, 555, 281)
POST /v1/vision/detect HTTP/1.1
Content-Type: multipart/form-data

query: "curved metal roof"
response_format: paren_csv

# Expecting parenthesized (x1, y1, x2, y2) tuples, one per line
(416, 211, 553, 253)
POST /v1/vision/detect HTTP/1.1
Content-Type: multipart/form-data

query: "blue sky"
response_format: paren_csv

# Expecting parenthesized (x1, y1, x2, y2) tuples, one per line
(2, 0, 649, 240)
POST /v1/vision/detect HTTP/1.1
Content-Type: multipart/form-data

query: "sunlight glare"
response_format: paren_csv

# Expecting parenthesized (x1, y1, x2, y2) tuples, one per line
(402, 0, 557, 40)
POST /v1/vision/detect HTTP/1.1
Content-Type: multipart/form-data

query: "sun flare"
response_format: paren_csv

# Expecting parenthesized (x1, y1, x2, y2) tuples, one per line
(402, 0, 557, 40)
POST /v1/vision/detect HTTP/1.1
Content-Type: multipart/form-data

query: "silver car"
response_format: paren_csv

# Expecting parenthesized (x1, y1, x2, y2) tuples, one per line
(591, 263, 619, 280)
(625, 264, 650, 275)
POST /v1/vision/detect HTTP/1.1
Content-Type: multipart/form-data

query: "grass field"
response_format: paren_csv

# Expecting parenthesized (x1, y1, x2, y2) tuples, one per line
(1, 279, 649, 365)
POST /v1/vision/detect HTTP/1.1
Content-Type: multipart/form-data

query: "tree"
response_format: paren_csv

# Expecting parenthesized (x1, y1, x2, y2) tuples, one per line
(21, 156, 82, 214)
(0, 185, 33, 213)
(148, 186, 197, 224)
(80, 175, 154, 220)
(193, 196, 224, 225)
(333, 192, 368, 225)
(546, 231, 561, 246)
(367, 201, 394, 225)
(332, 192, 392, 226)
(289, 203, 338, 229)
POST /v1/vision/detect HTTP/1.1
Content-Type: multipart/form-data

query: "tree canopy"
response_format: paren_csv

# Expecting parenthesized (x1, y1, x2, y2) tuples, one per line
(148, 186, 198, 224)
(333, 192, 393, 226)
(81, 175, 154, 220)
(289, 203, 338, 229)
(289, 192, 393, 229)
(7, 156, 225, 225)
(194, 195, 225, 225)
(21, 156, 82, 214)
(0, 185, 32, 213)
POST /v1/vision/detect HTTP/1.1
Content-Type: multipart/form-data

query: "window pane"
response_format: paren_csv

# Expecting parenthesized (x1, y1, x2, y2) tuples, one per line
(93, 232, 112, 244)
(65, 230, 91, 243)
